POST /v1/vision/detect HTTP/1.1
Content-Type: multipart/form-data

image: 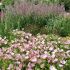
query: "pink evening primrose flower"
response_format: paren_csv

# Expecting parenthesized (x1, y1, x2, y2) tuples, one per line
(41, 54, 48, 59)
(64, 40, 70, 44)
(19, 63, 23, 69)
(30, 57, 37, 63)
(24, 43, 32, 50)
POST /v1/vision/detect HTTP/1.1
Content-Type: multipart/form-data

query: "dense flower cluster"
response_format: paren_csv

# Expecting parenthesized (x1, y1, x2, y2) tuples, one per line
(0, 30, 70, 70)
(5, 0, 65, 16)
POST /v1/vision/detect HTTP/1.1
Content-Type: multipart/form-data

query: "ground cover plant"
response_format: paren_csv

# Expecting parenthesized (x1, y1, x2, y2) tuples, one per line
(0, 30, 70, 70)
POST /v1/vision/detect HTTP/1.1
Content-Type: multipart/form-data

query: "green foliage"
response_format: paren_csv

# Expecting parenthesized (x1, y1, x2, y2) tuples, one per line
(53, 17, 70, 37)
(34, 60, 50, 70)
(3, 0, 14, 5)
(27, 0, 59, 4)
(0, 59, 13, 70)
(59, 0, 70, 11)
(0, 59, 3, 69)
(0, 21, 16, 41)
(55, 63, 61, 70)
(64, 59, 70, 70)
(2, 11, 70, 37)
(45, 15, 70, 37)
(24, 24, 40, 35)
(43, 60, 50, 70)
(34, 64, 41, 70)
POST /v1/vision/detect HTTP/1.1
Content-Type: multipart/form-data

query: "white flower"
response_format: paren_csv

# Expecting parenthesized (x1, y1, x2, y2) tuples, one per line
(41, 40, 45, 44)
(53, 58, 58, 63)
(49, 47, 54, 51)
(50, 65, 57, 70)
(0, 3, 2, 6)
(10, 52, 14, 56)
(4, 41, 7, 44)
(66, 50, 70, 57)
(25, 35, 29, 39)
(25, 56, 29, 59)
(53, 49, 58, 53)
(7, 64, 13, 70)
(58, 41, 61, 43)
(15, 61, 20, 64)
(51, 54, 55, 58)
(60, 60, 66, 65)
(26, 51, 29, 55)
(59, 64, 63, 67)
(27, 33, 32, 37)
(44, 51, 48, 54)
(30, 57, 37, 63)
(0, 37, 2, 40)
(59, 49, 64, 52)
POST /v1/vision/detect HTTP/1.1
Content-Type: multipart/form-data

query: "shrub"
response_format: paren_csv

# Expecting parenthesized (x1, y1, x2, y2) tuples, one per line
(44, 15, 70, 37)
(2, 10, 70, 37)
(3, 0, 14, 5)
(53, 17, 70, 37)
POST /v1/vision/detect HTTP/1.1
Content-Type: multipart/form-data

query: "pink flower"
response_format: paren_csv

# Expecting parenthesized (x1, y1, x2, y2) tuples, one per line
(41, 54, 48, 59)
(4, 54, 13, 59)
(12, 43, 20, 48)
(29, 50, 39, 58)
(31, 37, 36, 43)
(19, 63, 23, 69)
(60, 60, 66, 65)
(30, 57, 37, 63)
(24, 43, 32, 50)
(28, 62, 35, 68)
(51, 54, 55, 58)
(27, 63, 35, 69)
(64, 40, 70, 44)
(26, 68, 32, 70)
(15, 54, 22, 60)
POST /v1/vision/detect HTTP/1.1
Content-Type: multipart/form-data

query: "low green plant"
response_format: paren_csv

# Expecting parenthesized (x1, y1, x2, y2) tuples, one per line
(0, 59, 14, 70)
(64, 59, 70, 70)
